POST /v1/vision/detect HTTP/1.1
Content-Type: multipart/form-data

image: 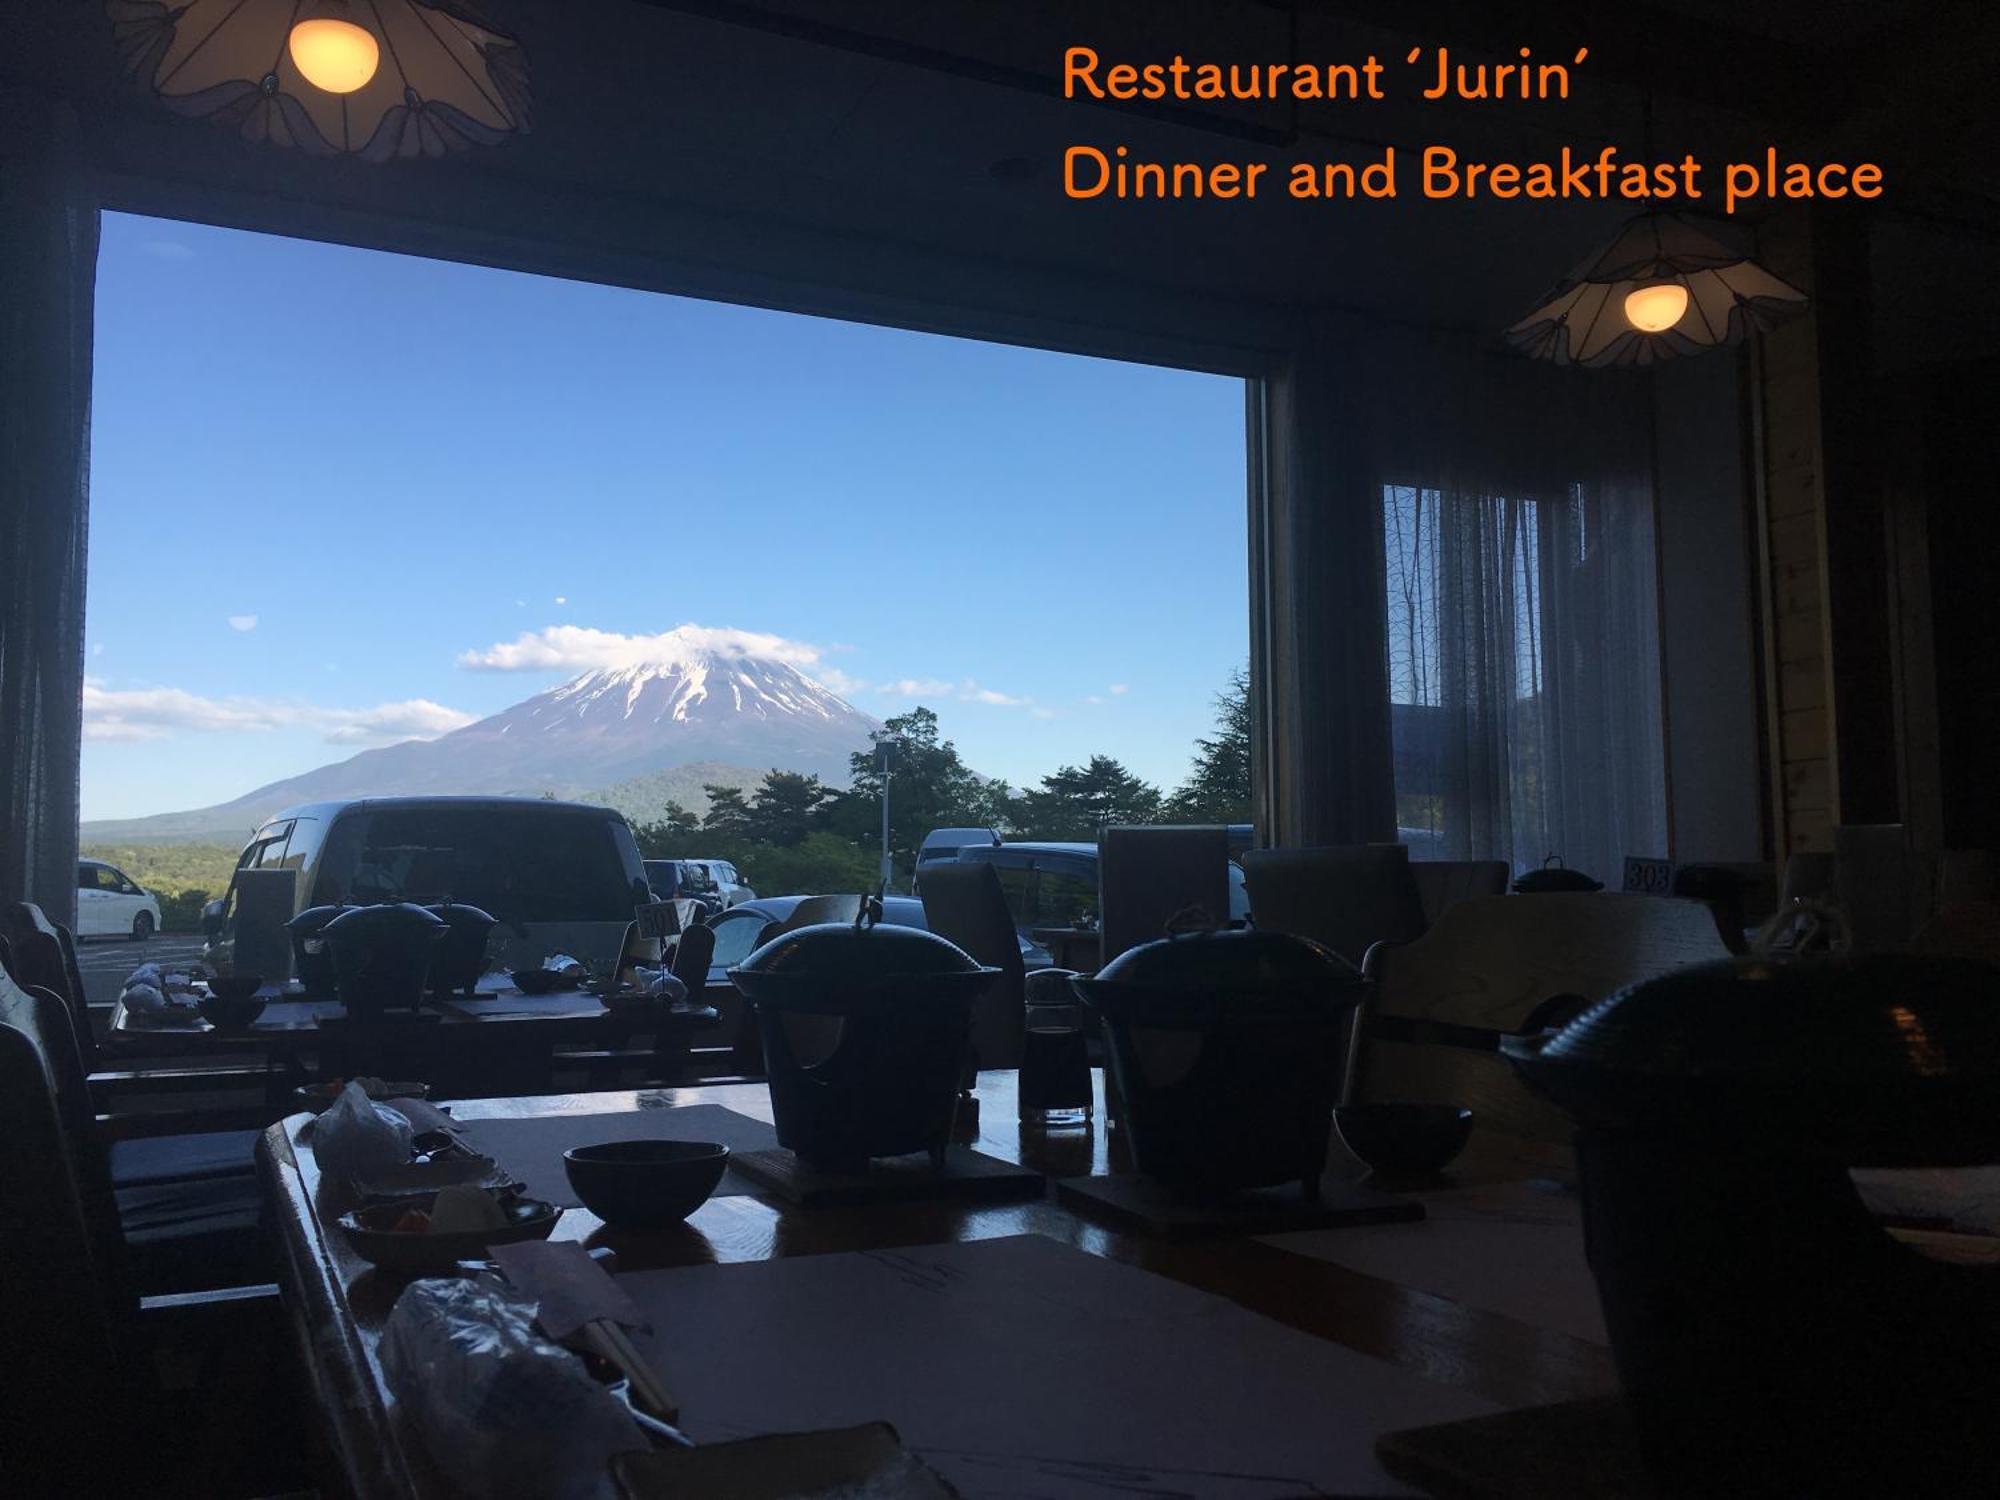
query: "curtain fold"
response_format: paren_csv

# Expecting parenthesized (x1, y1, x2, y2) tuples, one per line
(1369, 330, 1667, 885)
(1, 97, 97, 928)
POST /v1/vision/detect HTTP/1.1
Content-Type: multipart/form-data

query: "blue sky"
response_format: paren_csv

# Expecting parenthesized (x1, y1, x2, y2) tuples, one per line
(82, 212, 1248, 821)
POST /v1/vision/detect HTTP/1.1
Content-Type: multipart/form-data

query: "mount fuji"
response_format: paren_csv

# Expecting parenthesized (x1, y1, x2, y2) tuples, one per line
(83, 642, 882, 844)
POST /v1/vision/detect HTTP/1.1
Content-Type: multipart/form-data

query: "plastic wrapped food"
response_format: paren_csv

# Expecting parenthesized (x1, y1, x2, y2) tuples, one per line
(380, 1274, 644, 1500)
(312, 1081, 415, 1182)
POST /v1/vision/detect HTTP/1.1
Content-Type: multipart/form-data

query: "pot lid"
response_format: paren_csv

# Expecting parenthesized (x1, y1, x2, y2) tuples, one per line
(732, 898, 993, 983)
(287, 903, 350, 933)
(322, 902, 448, 941)
(1527, 955, 2000, 1084)
(1087, 924, 1362, 999)
(424, 900, 497, 928)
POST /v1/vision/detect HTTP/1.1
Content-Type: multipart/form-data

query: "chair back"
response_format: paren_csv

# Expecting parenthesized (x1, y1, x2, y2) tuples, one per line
(1356, 893, 1731, 1142)
(1098, 826, 1230, 968)
(1911, 902, 2000, 965)
(1406, 859, 1511, 928)
(1242, 845, 1427, 968)
(1835, 824, 1937, 952)
(670, 923, 716, 993)
(2, 901, 96, 1068)
(920, 861, 1026, 1068)
(0, 964, 129, 1360)
(773, 894, 863, 935)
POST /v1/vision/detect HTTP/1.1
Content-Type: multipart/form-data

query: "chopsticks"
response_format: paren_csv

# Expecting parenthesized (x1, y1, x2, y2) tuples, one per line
(583, 1318, 680, 1424)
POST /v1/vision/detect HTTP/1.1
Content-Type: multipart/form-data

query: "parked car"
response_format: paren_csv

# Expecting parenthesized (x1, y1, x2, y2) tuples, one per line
(643, 858, 725, 919)
(911, 827, 1001, 892)
(682, 857, 755, 908)
(952, 840, 1250, 966)
(705, 893, 929, 988)
(76, 859, 163, 941)
(202, 796, 651, 976)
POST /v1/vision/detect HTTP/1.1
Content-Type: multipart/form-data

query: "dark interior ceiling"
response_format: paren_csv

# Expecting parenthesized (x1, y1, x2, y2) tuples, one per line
(7, 0, 1994, 367)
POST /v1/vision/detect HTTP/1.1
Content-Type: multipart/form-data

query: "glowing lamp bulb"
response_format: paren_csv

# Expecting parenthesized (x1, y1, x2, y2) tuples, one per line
(288, 17, 380, 95)
(1624, 282, 1689, 333)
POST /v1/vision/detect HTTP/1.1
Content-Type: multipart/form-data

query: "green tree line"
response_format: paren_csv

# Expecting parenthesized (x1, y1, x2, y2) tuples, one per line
(631, 668, 1252, 894)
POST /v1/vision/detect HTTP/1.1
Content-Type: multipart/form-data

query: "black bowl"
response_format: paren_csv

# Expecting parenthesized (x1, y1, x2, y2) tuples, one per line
(563, 1140, 729, 1229)
(199, 977, 267, 1030)
(1334, 1103, 1474, 1176)
(510, 968, 572, 995)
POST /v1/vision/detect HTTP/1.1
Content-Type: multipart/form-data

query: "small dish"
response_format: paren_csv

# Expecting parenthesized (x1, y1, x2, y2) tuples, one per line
(564, 1140, 729, 1229)
(198, 979, 267, 1030)
(510, 968, 573, 995)
(340, 1194, 560, 1274)
(1334, 1102, 1475, 1176)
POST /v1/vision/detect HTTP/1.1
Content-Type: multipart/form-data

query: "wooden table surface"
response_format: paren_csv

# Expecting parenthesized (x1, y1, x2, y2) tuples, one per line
(258, 1072, 1614, 1500)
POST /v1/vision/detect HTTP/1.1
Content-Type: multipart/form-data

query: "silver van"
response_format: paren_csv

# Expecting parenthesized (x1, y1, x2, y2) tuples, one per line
(202, 796, 651, 977)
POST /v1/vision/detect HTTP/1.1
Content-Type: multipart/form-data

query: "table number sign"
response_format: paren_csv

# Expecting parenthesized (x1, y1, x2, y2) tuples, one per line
(634, 900, 682, 941)
(1621, 856, 1675, 895)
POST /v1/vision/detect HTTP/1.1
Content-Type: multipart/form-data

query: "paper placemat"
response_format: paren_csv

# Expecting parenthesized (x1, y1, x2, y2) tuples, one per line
(456, 1105, 778, 1205)
(616, 1233, 1494, 1498)
(1261, 1180, 1608, 1345)
(253, 998, 349, 1030)
(439, 992, 609, 1021)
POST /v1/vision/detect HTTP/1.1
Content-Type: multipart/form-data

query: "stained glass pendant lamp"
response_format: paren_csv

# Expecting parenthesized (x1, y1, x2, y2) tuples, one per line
(1506, 210, 1808, 368)
(108, 0, 530, 160)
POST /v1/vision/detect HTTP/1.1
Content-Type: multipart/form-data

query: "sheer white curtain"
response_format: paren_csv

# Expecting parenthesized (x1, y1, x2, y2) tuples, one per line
(1369, 334, 1667, 884)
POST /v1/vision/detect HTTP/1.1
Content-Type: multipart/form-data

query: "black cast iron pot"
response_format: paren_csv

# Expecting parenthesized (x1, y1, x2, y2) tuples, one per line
(1505, 953, 2000, 1492)
(286, 903, 350, 999)
(1072, 924, 1366, 1198)
(730, 904, 997, 1172)
(423, 900, 498, 999)
(320, 902, 448, 1018)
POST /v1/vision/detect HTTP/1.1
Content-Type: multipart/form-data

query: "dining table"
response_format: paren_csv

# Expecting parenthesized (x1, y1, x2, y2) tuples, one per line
(110, 978, 720, 1100)
(257, 1069, 1616, 1500)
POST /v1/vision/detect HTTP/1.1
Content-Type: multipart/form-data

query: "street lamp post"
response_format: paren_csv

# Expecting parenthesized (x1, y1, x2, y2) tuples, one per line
(872, 732, 901, 889)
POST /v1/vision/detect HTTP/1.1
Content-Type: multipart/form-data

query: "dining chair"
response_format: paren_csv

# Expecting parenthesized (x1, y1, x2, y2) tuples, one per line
(1910, 902, 2000, 965)
(0, 941, 269, 1295)
(1097, 826, 1230, 968)
(1353, 893, 1732, 1143)
(1241, 845, 1428, 968)
(1834, 824, 1937, 952)
(1, 961, 298, 1493)
(1404, 858, 1511, 929)
(919, 860, 1027, 1069)
(774, 893, 864, 936)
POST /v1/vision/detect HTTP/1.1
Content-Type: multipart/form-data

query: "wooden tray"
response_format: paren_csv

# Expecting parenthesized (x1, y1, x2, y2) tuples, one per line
(731, 1146, 1045, 1207)
(1377, 1396, 1682, 1499)
(1056, 1172, 1422, 1238)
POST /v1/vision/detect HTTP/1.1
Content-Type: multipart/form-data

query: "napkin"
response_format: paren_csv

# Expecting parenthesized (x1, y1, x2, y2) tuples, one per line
(313, 1080, 416, 1183)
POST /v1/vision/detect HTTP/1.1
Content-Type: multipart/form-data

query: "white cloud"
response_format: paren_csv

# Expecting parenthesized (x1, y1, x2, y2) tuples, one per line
(460, 622, 828, 674)
(1030, 706, 1059, 720)
(81, 679, 473, 747)
(227, 614, 259, 632)
(142, 239, 195, 261)
(1082, 694, 1103, 705)
(91, 642, 105, 657)
(962, 682, 1028, 707)
(878, 677, 954, 699)
(554, 596, 567, 605)
(1109, 683, 1130, 695)
(814, 666, 870, 698)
